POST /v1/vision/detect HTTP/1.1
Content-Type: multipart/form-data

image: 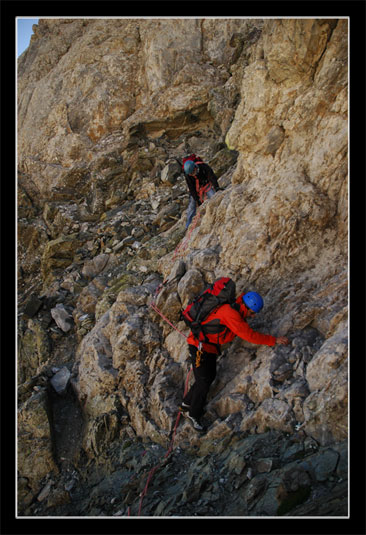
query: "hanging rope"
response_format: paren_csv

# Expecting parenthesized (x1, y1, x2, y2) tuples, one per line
(136, 367, 192, 516)
(126, 277, 194, 516)
(126, 365, 192, 517)
(125, 287, 193, 517)
(127, 195, 210, 516)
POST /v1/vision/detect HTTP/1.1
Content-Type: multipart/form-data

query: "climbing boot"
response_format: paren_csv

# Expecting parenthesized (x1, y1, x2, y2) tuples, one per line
(179, 402, 190, 413)
(186, 414, 205, 432)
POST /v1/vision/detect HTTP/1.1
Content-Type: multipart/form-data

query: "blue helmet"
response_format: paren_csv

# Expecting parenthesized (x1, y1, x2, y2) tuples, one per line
(243, 292, 264, 313)
(184, 160, 197, 175)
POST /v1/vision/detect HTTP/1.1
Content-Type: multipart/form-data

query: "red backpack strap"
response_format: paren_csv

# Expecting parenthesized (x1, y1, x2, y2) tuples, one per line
(182, 154, 204, 171)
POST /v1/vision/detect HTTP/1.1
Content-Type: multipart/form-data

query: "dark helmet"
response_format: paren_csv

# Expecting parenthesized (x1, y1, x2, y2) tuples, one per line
(242, 292, 264, 313)
(184, 160, 197, 175)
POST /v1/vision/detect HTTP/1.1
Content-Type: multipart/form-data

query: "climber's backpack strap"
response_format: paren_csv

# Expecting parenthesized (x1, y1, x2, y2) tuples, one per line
(181, 277, 236, 344)
(182, 154, 204, 172)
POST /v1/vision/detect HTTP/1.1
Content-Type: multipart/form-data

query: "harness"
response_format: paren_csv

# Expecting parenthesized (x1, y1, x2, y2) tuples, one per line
(193, 162, 212, 203)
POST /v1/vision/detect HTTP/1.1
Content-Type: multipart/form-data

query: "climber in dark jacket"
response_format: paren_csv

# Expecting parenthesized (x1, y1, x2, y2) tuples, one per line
(180, 291, 289, 431)
(183, 160, 220, 229)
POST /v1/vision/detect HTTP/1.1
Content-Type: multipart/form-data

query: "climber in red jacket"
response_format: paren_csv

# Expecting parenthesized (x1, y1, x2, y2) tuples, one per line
(180, 291, 289, 431)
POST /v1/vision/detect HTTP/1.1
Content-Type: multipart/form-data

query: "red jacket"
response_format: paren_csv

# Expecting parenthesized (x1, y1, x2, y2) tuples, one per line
(187, 294, 276, 354)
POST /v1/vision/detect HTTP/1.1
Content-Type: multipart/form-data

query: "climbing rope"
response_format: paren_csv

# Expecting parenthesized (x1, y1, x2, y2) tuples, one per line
(170, 183, 213, 264)
(127, 197, 209, 515)
(125, 281, 193, 517)
(147, 210, 201, 308)
(149, 208, 201, 317)
(135, 367, 192, 516)
(126, 250, 196, 516)
(127, 366, 192, 516)
(150, 302, 187, 339)
(171, 210, 201, 264)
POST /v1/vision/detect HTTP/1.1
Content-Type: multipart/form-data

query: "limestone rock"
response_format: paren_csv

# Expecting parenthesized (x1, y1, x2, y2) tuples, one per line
(51, 304, 74, 332)
(18, 319, 51, 383)
(177, 269, 205, 308)
(41, 234, 83, 287)
(303, 322, 348, 445)
(245, 398, 296, 434)
(81, 253, 109, 279)
(23, 295, 43, 318)
(50, 366, 71, 395)
(161, 161, 181, 184)
(18, 390, 59, 496)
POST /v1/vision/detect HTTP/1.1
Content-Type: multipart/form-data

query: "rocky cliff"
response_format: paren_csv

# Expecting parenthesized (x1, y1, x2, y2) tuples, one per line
(17, 18, 348, 517)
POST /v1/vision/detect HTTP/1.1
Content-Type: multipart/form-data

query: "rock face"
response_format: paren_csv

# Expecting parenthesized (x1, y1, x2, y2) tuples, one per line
(17, 18, 348, 517)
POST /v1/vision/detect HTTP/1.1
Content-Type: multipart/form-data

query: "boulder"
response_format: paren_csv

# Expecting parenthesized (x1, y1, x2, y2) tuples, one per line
(41, 234, 83, 287)
(161, 161, 182, 184)
(23, 295, 43, 318)
(50, 366, 71, 395)
(51, 304, 74, 333)
(17, 390, 59, 497)
(177, 269, 205, 308)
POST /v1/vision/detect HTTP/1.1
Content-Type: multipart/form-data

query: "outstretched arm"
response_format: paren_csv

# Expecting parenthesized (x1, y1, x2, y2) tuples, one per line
(220, 306, 277, 347)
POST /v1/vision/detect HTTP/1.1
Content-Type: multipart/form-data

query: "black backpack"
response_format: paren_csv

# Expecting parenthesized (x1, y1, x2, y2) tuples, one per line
(181, 277, 237, 346)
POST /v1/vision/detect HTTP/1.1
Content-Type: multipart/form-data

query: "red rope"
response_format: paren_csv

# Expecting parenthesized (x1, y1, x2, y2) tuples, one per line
(127, 205, 202, 516)
(150, 302, 188, 339)
(149, 208, 202, 309)
(172, 211, 200, 262)
(126, 301, 192, 516)
(135, 366, 192, 516)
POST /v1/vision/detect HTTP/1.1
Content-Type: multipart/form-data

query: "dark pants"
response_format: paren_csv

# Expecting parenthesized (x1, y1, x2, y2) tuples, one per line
(183, 345, 217, 419)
